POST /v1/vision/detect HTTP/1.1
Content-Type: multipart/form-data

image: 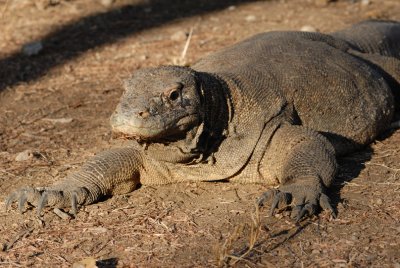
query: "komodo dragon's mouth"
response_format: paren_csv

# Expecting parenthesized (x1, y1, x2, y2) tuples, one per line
(110, 113, 199, 141)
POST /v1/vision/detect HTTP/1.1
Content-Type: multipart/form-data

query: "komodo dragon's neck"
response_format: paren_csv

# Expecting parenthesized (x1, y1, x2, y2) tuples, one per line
(142, 71, 232, 164)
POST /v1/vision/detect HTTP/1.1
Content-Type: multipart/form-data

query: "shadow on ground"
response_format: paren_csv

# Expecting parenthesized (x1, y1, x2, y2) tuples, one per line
(333, 147, 372, 208)
(331, 127, 399, 214)
(0, 0, 260, 93)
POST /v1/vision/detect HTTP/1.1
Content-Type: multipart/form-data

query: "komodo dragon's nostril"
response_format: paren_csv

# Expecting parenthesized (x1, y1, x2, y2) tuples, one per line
(138, 111, 150, 118)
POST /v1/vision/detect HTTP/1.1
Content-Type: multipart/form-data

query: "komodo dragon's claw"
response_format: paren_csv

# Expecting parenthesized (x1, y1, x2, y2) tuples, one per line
(6, 187, 42, 213)
(292, 193, 337, 222)
(5, 187, 82, 217)
(5, 192, 17, 212)
(257, 188, 336, 222)
(18, 191, 28, 213)
(37, 192, 49, 216)
(257, 189, 292, 216)
(319, 192, 337, 218)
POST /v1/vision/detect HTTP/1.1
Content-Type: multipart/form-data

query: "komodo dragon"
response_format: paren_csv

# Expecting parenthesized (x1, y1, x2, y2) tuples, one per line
(6, 20, 400, 221)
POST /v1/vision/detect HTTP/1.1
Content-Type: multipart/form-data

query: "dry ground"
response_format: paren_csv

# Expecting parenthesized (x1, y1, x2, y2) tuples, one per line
(0, 0, 399, 267)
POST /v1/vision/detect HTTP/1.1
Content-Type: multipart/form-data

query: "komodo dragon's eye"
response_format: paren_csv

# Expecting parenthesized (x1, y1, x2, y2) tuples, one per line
(169, 90, 179, 101)
(164, 82, 183, 102)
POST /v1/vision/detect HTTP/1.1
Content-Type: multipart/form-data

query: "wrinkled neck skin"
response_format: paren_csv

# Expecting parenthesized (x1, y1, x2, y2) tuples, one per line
(143, 71, 232, 164)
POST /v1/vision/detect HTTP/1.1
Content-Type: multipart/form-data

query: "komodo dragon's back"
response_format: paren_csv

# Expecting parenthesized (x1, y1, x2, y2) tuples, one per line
(332, 20, 400, 58)
(6, 20, 400, 221)
(193, 22, 398, 156)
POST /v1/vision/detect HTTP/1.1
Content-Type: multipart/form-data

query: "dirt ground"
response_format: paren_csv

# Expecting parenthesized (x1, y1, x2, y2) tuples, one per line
(0, 0, 399, 267)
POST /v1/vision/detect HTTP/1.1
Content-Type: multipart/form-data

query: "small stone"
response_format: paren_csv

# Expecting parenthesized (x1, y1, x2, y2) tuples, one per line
(245, 15, 256, 22)
(15, 150, 33, 162)
(22, 41, 43, 56)
(351, 234, 359, 241)
(375, 198, 383, 205)
(311, 249, 320, 254)
(99, 0, 114, 7)
(301, 25, 318, 32)
(227, 5, 236, 11)
(171, 30, 187, 41)
(361, 0, 370, 6)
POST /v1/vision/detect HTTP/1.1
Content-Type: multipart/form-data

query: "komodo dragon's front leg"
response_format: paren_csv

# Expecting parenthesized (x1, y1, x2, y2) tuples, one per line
(258, 124, 337, 221)
(6, 147, 144, 215)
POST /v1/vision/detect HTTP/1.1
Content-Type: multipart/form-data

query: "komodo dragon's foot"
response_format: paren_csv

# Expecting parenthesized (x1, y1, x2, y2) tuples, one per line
(5, 186, 90, 216)
(257, 184, 336, 222)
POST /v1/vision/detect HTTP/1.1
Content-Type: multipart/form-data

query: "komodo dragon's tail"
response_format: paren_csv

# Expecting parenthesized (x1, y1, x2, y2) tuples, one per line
(331, 20, 400, 59)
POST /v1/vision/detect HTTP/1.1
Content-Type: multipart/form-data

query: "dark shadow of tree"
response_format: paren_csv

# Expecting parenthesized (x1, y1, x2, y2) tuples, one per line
(0, 0, 260, 93)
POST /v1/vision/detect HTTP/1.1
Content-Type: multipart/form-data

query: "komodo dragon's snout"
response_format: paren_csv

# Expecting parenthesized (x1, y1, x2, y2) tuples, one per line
(110, 66, 202, 141)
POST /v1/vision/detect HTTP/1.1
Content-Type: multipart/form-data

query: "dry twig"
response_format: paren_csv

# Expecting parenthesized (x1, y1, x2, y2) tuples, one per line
(2, 227, 34, 251)
(217, 203, 264, 266)
(173, 27, 194, 66)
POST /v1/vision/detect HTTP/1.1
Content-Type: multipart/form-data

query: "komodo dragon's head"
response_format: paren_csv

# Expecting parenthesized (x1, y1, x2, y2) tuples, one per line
(110, 66, 203, 142)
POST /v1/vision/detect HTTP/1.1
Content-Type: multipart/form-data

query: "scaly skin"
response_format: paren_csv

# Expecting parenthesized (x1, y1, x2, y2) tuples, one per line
(6, 20, 400, 221)
(7, 147, 143, 215)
